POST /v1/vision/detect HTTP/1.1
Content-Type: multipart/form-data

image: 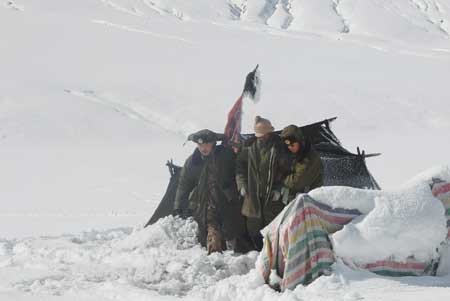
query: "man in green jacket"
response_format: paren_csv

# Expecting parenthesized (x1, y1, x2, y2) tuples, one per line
(236, 116, 288, 250)
(174, 129, 249, 254)
(280, 124, 324, 203)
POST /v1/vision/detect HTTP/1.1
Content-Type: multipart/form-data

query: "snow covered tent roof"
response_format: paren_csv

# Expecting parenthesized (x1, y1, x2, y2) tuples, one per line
(145, 117, 380, 227)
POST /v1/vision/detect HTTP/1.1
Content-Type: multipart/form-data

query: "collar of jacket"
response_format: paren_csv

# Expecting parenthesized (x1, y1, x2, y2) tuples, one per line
(295, 139, 312, 162)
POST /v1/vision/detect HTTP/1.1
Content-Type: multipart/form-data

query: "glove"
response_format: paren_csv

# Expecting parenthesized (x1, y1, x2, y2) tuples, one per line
(271, 190, 281, 202)
(281, 187, 290, 205)
(240, 187, 246, 197)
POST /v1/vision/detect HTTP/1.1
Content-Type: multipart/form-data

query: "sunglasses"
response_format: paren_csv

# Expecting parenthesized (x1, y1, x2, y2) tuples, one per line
(284, 138, 297, 147)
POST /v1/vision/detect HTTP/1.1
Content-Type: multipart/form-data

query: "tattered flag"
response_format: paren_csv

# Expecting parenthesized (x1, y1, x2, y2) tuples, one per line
(224, 65, 261, 148)
(242, 64, 261, 103)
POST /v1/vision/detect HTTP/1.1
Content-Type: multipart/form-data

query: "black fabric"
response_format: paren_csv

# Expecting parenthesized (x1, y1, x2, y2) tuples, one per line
(242, 65, 259, 99)
(145, 162, 182, 227)
(145, 117, 380, 226)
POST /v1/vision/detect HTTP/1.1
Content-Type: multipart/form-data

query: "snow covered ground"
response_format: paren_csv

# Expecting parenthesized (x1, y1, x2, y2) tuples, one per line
(1, 0, 450, 299)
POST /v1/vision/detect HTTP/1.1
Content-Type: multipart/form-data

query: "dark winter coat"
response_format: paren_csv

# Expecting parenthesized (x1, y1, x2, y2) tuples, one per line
(235, 133, 288, 223)
(283, 142, 324, 202)
(174, 145, 245, 247)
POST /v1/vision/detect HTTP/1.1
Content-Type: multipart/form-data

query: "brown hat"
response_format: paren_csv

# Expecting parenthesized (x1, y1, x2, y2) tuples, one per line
(254, 115, 274, 138)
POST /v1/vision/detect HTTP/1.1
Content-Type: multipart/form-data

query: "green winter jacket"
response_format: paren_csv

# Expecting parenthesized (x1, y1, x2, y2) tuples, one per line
(236, 134, 287, 220)
(283, 144, 324, 202)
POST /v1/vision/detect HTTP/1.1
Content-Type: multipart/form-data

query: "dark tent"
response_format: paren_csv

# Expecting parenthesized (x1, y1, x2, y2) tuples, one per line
(145, 117, 380, 227)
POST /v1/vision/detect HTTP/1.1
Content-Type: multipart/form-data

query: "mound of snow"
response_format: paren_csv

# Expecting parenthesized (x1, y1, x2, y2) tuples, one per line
(113, 215, 199, 250)
(403, 165, 450, 187)
(0, 216, 257, 298)
(310, 186, 379, 214)
(312, 165, 449, 263)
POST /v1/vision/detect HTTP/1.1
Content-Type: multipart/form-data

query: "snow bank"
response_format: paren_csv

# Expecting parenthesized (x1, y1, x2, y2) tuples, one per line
(0, 216, 257, 299)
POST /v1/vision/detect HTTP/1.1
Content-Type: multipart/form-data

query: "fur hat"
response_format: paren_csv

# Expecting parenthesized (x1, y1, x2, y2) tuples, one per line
(281, 124, 305, 145)
(254, 115, 274, 138)
(188, 129, 223, 144)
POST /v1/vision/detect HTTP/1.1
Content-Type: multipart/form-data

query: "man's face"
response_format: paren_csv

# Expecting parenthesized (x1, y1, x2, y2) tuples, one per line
(287, 142, 301, 154)
(257, 133, 271, 141)
(197, 142, 214, 156)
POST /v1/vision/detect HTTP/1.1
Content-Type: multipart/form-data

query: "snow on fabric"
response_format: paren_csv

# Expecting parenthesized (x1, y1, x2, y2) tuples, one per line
(256, 166, 450, 290)
(332, 180, 446, 263)
(309, 186, 378, 214)
(310, 179, 447, 263)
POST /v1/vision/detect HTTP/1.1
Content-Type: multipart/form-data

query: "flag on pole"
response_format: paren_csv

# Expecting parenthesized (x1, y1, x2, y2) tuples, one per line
(223, 65, 261, 148)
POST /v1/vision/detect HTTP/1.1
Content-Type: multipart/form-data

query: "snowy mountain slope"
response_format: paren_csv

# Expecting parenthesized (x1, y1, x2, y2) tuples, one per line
(83, 0, 450, 42)
(89, 0, 450, 44)
(1, 1, 450, 299)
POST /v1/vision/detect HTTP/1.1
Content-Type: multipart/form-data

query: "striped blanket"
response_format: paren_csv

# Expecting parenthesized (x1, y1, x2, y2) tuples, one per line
(432, 179, 450, 240)
(257, 195, 360, 291)
(257, 180, 450, 291)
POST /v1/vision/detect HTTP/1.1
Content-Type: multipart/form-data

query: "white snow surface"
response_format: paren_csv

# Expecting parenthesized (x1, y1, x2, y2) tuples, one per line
(2, 0, 450, 300)
(0, 216, 258, 300)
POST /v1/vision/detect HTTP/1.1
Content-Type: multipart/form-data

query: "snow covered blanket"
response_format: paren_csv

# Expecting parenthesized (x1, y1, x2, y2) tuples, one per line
(257, 168, 450, 291)
(256, 195, 361, 291)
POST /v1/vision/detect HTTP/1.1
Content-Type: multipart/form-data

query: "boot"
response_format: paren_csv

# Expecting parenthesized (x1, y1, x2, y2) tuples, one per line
(207, 227, 224, 254)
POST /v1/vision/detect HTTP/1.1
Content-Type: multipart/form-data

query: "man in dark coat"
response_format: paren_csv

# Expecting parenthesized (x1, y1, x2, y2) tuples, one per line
(280, 125, 324, 203)
(174, 129, 249, 254)
(235, 116, 288, 250)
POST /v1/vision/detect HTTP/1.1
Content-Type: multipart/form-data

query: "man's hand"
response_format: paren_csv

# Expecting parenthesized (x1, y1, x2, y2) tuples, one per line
(240, 187, 246, 197)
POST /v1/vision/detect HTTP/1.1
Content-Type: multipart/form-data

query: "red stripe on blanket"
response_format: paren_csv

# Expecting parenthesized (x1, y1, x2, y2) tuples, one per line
(432, 183, 450, 197)
(362, 260, 427, 271)
(290, 206, 356, 229)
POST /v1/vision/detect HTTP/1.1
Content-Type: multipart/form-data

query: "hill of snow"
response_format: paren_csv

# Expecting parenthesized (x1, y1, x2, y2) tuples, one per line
(1, 0, 450, 299)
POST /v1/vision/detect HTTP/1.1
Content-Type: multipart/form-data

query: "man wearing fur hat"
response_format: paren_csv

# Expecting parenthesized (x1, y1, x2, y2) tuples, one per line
(280, 124, 324, 203)
(174, 129, 249, 254)
(236, 116, 288, 250)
